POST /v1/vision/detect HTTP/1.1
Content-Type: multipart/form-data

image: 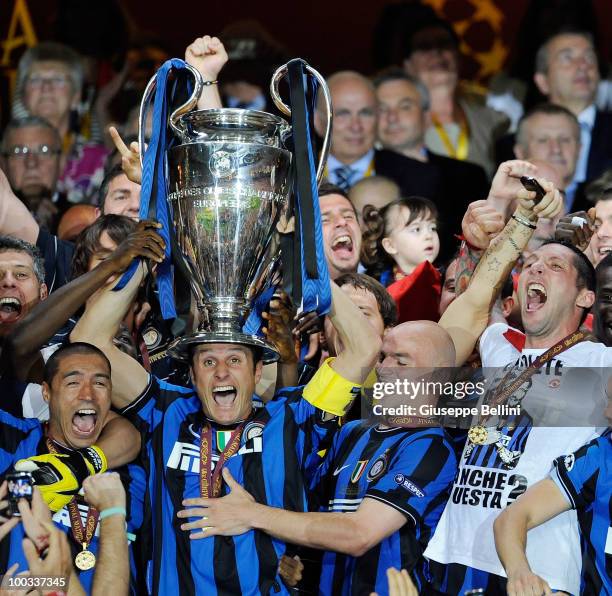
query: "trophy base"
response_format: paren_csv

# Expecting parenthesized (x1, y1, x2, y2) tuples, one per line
(167, 331, 280, 364)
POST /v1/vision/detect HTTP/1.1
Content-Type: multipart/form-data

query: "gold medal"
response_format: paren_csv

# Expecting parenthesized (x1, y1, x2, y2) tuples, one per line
(75, 544, 96, 570)
(468, 425, 489, 445)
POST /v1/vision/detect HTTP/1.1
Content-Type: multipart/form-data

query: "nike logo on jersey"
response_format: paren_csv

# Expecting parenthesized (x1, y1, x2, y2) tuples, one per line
(333, 464, 350, 476)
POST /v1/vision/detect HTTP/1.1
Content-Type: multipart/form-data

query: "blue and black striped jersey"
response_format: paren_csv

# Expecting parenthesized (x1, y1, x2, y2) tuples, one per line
(0, 408, 145, 594)
(121, 374, 345, 596)
(552, 430, 612, 595)
(311, 421, 456, 595)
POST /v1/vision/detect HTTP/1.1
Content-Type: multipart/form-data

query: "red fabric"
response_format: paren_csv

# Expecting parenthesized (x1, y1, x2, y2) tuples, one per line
(583, 313, 593, 331)
(387, 261, 441, 323)
(502, 328, 526, 351)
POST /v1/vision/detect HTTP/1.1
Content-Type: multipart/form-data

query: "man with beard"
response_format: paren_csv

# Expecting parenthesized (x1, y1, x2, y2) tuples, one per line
(71, 242, 381, 594)
(425, 166, 610, 594)
(320, 183, 362, 279)
(0, 116, 67, 232)
(170, 320, 458, 595)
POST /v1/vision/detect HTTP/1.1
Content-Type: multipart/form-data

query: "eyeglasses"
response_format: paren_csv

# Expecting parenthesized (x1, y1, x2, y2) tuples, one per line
(2, 145, 61, 159)
(25, 74, 71, 89)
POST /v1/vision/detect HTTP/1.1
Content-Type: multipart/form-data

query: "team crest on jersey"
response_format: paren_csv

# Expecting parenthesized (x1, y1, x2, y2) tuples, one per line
(350, 460, 369, 483)
(366, 452, 388, 482)
(244, 421, 264, 441)
(142, 326, 161, 349)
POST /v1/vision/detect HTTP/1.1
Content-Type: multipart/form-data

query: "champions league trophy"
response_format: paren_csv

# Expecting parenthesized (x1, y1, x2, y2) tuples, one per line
(138, 61, 332, 363)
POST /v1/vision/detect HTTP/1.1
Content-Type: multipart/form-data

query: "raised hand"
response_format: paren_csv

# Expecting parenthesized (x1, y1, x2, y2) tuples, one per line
(554, 208, 596, 251)
(109, 126, 142, 184)
(185, 35, 228, 81)
(461, 200, 505, 250)
(515, 177, 563, 223)
(109, 219, 166, 274)
(82, 472, 126, 512)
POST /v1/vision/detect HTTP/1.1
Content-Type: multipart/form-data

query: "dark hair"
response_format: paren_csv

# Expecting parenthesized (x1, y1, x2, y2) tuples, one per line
(541, 239, 595, 324)
(361, 196, 438, 280)
(335, 272, 398, 328)
(0, 235, 45, 285)
(97, 164, 127, 212)
(515, 102, 580, 149)
(318, 181, 359, 218)
(44, 342, 111, 385)
(70, 214, 136, 280)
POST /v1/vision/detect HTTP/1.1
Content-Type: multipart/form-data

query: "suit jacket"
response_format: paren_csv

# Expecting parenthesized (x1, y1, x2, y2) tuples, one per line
(495, 109, 612, 211)
(374, 148, 489, 260)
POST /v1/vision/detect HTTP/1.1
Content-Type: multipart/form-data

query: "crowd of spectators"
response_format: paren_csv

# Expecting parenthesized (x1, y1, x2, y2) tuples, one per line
(0, 2, 612, 595)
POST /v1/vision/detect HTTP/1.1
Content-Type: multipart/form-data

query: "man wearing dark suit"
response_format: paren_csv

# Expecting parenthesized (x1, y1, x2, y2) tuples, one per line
(498, 30, 612, 211)
(373, 70, 489, 260)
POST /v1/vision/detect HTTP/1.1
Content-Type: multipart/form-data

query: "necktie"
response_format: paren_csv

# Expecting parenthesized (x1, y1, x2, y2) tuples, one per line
(334, 165, 355, 191)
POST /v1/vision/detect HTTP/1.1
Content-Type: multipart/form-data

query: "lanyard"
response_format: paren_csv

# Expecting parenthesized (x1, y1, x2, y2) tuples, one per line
(430, 112, 469, 160)
(199, 423, 244, 498)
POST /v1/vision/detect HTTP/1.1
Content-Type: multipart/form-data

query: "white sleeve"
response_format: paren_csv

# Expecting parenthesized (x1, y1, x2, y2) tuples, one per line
(22, 383, 50, 421)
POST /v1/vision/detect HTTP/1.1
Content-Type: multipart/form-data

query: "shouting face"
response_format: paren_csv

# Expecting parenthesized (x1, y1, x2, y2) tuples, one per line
(0, 250, 47, 333)
(190, 344, 262, 426)
(44, 351, 112, 449)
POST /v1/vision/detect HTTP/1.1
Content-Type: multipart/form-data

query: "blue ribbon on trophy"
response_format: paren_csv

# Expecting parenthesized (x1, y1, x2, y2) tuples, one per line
(112, 58, 194, 320)
(113, 57, 332, 356)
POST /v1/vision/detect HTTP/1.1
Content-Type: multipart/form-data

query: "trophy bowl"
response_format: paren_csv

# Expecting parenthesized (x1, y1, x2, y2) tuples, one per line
(165, 108, 292, 363)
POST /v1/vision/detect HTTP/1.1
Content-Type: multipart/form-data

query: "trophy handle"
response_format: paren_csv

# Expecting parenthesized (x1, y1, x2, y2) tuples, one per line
(138, 62, 204, 166)
(270, 61, 333, 186)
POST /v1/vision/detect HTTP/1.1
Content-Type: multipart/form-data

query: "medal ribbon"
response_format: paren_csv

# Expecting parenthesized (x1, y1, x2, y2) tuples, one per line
(479, 329, 586, 426)
(199, 423, 244, 498)
(431, 112, 469, 160)
(45, 439, 99, 548)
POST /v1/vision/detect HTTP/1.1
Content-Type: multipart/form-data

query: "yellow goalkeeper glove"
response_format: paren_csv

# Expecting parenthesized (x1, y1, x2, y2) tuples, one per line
(15, 446, 107, 512)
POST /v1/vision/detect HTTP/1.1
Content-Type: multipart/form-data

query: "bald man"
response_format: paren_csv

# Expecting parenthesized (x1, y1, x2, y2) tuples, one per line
(186, 320, 458, 594)
(348, 176, 400, 225)
(315, 70, 428, 197)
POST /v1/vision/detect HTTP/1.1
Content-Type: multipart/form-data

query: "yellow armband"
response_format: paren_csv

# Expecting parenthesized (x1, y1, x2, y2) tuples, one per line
(302, 358, 362, 417)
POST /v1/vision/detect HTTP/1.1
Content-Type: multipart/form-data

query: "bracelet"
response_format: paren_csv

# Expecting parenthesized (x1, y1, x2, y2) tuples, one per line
(99, 506, 127, 520)
(202, 80, 218, 86)
(511, 214, 537, 230)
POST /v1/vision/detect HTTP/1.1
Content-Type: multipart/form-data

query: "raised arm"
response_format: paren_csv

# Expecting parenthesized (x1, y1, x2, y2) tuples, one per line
(6, 227, 163, 383)
(0, 166, 39, 243)
(439, 167, 563, 365)
(326, 280, 382, 384)
(70, 222, 165, 408)
(185, 35, 228, 110)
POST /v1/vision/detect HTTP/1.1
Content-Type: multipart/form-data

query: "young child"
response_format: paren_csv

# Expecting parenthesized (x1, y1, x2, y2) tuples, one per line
(362, 196, 441, 322)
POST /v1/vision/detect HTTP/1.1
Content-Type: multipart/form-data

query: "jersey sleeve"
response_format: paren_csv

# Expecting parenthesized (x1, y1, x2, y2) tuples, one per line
(118, 375, 192, 438)
(0, 409, 43, 475)
(278, 361, 360, 483)
(365, 433, 456, 526)
(551, 435, 602, 510)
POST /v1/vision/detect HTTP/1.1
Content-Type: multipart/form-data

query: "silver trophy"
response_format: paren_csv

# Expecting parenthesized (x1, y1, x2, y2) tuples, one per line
(139, 61, 332, 363)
